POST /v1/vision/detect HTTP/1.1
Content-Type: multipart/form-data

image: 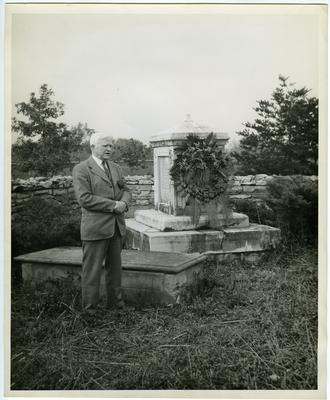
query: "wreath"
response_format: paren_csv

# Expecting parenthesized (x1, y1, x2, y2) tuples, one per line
(170, 133, 231, 226)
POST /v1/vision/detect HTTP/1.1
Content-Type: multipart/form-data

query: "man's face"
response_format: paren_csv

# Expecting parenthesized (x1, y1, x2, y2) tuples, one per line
(92, 137, 114, 160)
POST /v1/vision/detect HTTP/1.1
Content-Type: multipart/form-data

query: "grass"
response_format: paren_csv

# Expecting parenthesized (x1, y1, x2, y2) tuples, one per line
(11, 244, 318, 390)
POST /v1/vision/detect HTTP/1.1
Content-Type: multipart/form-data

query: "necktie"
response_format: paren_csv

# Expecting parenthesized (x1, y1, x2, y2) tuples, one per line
(102, 160, 113, 184)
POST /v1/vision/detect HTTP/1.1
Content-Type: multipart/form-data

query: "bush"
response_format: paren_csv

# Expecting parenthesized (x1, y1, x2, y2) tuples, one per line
(12, 196, 81, 257)
(266, 176, 318, 241)
(232, 198, 276, 226)
(233, 176, 318, 243)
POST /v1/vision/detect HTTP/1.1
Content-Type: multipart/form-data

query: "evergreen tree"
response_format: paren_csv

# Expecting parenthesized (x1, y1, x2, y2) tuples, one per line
(232, 76, 318, 175)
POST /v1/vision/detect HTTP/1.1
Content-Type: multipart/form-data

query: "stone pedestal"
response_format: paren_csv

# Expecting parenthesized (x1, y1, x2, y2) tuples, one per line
(150, 114, 229, 219)
(134, 209, 249, 231)
(126, 219, 281, 258)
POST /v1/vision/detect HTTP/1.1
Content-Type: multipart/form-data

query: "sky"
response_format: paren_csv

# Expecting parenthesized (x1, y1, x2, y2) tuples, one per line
(9, 4, 323, 145)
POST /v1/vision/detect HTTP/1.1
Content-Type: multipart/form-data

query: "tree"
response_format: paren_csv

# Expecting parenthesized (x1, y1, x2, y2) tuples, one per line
(69, 122, 95, 161)
(112, 138, 151, 168)
(232, 76, 318, 175)
(12, 84, 85, 176)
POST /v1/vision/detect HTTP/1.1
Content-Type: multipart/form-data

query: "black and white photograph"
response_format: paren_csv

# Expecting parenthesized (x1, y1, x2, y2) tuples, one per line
(5, 2, 327, 398)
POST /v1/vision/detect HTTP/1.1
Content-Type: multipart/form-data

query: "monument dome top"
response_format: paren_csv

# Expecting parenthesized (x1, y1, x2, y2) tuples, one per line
(151, 114, 229, 143)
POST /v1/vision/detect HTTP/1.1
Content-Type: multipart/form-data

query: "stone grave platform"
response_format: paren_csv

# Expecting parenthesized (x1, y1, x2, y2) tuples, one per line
(126, 218, 281, 261)
(134, 209, 249, 231)
(14, 247, 206, 305)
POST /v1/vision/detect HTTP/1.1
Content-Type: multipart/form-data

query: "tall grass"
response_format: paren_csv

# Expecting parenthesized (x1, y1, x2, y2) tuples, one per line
(11, 244, 317, 390)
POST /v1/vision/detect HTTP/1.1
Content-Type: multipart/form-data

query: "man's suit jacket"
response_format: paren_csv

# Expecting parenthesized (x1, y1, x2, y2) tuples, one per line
(72, 156, 131, 241)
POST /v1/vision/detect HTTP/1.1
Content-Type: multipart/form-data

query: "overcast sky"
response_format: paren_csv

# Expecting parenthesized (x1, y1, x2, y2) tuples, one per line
(10, 4, 322, 145)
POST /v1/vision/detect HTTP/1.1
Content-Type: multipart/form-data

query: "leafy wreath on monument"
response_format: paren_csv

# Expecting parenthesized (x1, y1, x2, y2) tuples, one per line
(170, 133, 232, 226)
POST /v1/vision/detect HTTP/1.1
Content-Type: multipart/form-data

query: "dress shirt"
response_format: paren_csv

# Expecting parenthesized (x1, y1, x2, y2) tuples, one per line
(91, 155, 126, 211)
(92, 155, 106, 171)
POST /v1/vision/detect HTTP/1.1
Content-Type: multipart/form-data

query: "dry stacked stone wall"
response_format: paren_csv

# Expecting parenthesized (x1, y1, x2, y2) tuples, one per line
(229, 174, 317, 203)
(12, 175, 154, 219)
(12, 174, 317, 218)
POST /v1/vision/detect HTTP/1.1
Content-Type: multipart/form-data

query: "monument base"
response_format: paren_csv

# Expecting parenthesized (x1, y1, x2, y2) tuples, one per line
(126, 218, 281, 257)
(134, 209, 249, 231)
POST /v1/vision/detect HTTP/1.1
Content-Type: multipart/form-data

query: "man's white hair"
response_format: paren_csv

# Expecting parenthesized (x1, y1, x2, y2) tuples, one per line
(90, 132, 114, 147)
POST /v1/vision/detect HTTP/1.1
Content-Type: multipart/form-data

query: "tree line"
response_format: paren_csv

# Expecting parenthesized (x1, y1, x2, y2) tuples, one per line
(12, 77, 318, 177)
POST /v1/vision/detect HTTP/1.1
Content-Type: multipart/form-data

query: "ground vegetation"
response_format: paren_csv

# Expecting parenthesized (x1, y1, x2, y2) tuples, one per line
(11, 245, 317, 390)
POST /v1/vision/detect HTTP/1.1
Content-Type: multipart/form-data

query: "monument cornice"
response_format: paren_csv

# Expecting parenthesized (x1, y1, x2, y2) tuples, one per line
(150, 114, 229, 148)
(150, 132, 229, 148)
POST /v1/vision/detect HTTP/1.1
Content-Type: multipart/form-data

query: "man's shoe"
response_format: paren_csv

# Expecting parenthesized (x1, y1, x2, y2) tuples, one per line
(116, 300, 126, 310)
(81, 307, 98, 316)
(107, 300, 135, 311)
(118, 303, 135, 311)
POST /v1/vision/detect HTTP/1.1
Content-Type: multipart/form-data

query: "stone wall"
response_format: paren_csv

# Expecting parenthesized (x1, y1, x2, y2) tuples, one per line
(229, 174, 317, 202)
(12, 174, 317, 217)
(12, 175, 154, 218)
(125, 176, 154, 216)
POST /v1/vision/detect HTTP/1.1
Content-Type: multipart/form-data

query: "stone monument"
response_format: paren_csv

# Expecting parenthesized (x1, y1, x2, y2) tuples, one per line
(126, 115, 281, 259)
(153, 114, 228, 215)
(133, 114, 249, 231)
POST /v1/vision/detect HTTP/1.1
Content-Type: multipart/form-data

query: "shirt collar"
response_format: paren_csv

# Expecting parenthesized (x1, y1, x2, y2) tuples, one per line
(92, 155, 104, 167)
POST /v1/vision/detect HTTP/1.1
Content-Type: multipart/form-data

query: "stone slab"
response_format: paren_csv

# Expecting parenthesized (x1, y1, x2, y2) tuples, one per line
(134, 209, 249, 231)
(15, 248, 205, 274)
(126, 219, 280, 255)
(15, 248, 206, 305)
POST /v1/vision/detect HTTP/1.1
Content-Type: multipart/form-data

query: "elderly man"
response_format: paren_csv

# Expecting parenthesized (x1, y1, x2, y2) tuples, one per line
(72, 132, 130, 312)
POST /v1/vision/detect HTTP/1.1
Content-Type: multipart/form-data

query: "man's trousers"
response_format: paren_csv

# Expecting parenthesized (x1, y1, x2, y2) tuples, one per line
(81, 225, 123, 310)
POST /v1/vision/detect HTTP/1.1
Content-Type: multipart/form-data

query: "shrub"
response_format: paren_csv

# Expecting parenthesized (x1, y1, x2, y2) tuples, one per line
(232, 198, 276, 226)
(12, 196, 81, 257)
(266, 176, 318, 242)
(233, 176, 318, 243)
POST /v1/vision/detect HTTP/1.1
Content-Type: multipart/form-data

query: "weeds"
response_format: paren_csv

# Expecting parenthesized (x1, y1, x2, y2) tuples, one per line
(11, 244, 317, 390)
